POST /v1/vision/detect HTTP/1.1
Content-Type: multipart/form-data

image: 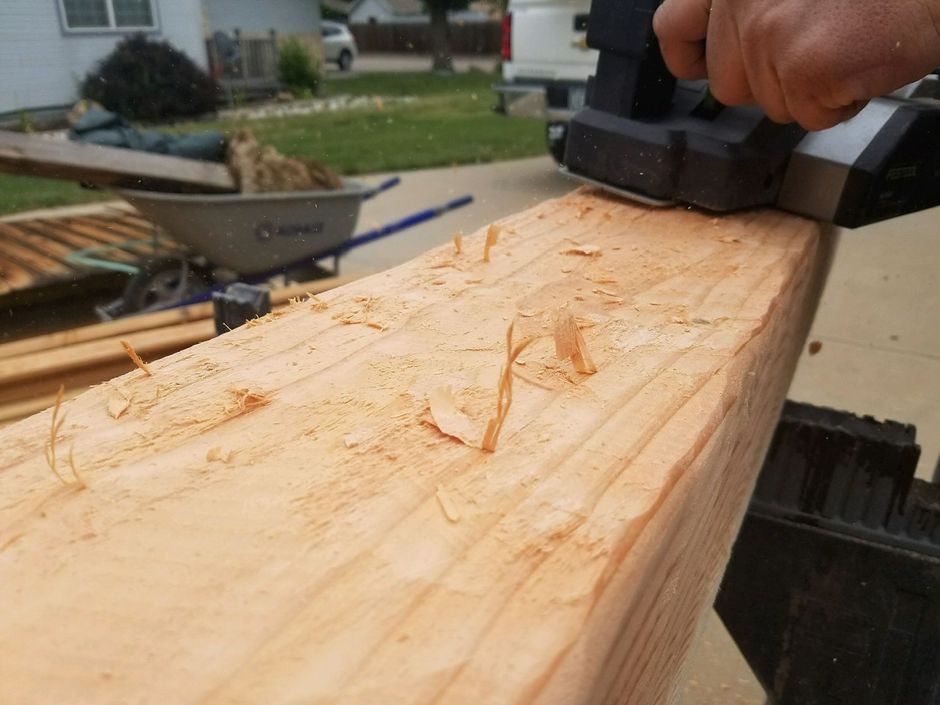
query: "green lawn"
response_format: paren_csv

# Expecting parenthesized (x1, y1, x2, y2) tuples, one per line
(0, 72, 546, 216)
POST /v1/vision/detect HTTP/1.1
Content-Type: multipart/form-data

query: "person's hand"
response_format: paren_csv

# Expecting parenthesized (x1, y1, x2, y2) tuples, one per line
(653, 0, 940, 130)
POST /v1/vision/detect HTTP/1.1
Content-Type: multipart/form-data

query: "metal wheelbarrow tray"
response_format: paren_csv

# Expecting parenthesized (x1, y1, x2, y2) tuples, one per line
(119, 180, 370, 276)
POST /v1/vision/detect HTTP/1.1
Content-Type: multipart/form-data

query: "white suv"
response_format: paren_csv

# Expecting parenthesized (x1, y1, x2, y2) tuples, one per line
(495, 0, 597, 162)
(322, 21, 358, 71)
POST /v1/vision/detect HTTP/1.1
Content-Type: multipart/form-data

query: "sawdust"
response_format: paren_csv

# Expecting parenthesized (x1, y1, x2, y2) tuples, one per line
(453, 231, 463, 255)
(227, 129, 341, 193)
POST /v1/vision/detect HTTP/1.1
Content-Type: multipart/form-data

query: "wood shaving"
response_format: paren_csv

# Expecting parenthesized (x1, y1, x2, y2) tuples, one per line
(107, 392, 130, 419)
(307, 295, 328, 311)
(481, 323, 536, 452)
(453, 231, 463, 255)
(43, 386, 84, 488)
(227, 388, 270, 416)
(120, 339, 152, 376)
(206, 447, 235, 463)
(427, 386, 483, 448)
(517, 309, 539, 318)
(483, 224, 501, 263)
(554, 307, 598, 374)
(593, 287, 620, 297)
(465, 277, 483, 284)
(561, 266, 574, 274)
(436, 485, 461, 522)
(563, 244, 602, 257)
(590, 275, 618, 284)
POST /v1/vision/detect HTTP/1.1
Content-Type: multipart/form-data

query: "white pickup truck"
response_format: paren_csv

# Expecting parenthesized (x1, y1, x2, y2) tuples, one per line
(494, 0, 597, 163)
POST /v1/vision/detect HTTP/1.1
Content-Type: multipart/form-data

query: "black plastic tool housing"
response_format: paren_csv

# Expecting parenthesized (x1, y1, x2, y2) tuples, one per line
(564, 0, 805, 211)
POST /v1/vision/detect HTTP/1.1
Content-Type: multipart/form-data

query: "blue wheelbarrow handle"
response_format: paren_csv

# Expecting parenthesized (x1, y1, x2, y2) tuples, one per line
(362, 176, 401, 201)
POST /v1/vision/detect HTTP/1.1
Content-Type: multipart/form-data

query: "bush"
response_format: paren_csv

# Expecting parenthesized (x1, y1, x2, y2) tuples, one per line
(278, 39, 320, 95)
(81, 34, 219, 121)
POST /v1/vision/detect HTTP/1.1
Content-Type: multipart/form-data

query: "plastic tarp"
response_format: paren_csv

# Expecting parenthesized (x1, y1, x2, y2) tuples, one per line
(69, 109, 226, 163)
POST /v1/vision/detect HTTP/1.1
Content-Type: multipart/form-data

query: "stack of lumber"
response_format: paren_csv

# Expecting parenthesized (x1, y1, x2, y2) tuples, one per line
(0, 188, 831, 705)
(0, 209, 162, 295)
(0, 273, 364, 425)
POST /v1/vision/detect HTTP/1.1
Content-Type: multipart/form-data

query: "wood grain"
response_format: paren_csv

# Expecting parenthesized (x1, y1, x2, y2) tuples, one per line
(0, 188, 832, 705)
(0, 130, 236, 193)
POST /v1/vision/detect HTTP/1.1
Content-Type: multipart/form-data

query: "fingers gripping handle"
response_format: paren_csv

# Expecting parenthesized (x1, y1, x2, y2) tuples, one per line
(585, 0, 676, 119)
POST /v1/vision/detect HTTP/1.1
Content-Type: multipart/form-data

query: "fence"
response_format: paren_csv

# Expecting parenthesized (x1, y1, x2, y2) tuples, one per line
(349, 22, 501, 54)
(206, 29, 280, 99)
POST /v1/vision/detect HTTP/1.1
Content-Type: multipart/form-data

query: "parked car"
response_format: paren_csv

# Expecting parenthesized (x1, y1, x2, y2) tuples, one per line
(322, 21, 358, 71)
(494, 0, 596, 163)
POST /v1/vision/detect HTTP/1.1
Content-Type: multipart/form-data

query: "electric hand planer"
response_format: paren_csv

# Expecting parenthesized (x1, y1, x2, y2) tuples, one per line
(562, 0, 940, 228)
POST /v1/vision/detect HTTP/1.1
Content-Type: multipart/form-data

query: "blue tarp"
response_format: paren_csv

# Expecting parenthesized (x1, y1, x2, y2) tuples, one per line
(69, 109, 226, 163)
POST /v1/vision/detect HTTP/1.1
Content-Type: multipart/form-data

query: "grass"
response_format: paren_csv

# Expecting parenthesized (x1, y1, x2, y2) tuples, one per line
(0, 71, 546, 216)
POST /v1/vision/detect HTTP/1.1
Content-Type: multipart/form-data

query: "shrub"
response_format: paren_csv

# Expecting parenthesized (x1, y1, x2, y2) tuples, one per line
(278, 38, 320, 95)
(81, 34, 219, 121)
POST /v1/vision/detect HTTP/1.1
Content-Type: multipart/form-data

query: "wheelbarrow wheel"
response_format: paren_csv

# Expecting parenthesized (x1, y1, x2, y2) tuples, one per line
(121, 256, 212, 314)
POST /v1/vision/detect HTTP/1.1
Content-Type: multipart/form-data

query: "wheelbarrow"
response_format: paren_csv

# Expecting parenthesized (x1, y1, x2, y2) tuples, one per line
(66, 177, 473, 318)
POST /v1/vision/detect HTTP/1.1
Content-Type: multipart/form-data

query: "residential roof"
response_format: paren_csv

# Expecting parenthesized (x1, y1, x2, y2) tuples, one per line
(347, 0, 425, 17)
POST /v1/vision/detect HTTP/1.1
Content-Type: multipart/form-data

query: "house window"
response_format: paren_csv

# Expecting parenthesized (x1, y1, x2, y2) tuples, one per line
(60, 0, 156, 31)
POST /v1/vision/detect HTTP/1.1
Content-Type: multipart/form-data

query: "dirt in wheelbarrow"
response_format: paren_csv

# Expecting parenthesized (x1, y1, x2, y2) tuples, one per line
(226, 129, 343, 194)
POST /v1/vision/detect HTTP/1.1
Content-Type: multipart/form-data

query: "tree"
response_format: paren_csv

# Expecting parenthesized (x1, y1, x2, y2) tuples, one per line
(425, 0, 470, 73)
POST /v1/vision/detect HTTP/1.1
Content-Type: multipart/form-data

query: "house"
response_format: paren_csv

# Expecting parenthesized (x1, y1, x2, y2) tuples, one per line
(347, 0, 490, 25)
(0, 0, 322, 120)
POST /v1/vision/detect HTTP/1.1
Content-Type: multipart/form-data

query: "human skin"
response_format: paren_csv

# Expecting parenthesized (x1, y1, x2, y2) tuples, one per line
(653, 0, 940, 129)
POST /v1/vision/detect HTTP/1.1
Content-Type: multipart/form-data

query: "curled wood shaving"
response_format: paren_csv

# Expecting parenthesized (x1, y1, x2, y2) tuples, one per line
(554, 307, 598, 374)
(436, 485, 461, 522)
(482, 323, 536, 452)
(43, 386, 84, 488)
(483, 224, 501, 263)
(428, 386, 483, 448)
(453, 231, 463, 255)
(120, 339, 152, 376)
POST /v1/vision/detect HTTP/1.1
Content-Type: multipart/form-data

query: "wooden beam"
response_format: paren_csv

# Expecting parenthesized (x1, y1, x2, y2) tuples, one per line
(0, 130, 236, 193)
(0, 189, 831, 705)
(0, 274, 367, 412)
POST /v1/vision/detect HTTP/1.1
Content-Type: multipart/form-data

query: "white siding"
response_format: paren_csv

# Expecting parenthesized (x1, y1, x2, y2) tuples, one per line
(203, 0, 321, 35)
(0, 0, 207, 115)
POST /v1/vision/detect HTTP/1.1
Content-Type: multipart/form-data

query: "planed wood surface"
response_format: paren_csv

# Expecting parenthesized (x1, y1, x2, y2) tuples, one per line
(0, 131, 236, 193)
(0, 274, 366, 421)
(0, 188, 832, 705)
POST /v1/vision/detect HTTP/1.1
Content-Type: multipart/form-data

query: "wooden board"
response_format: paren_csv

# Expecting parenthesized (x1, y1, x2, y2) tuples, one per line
(0, 131, 236, 193)
(0, 189, 832, 705)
